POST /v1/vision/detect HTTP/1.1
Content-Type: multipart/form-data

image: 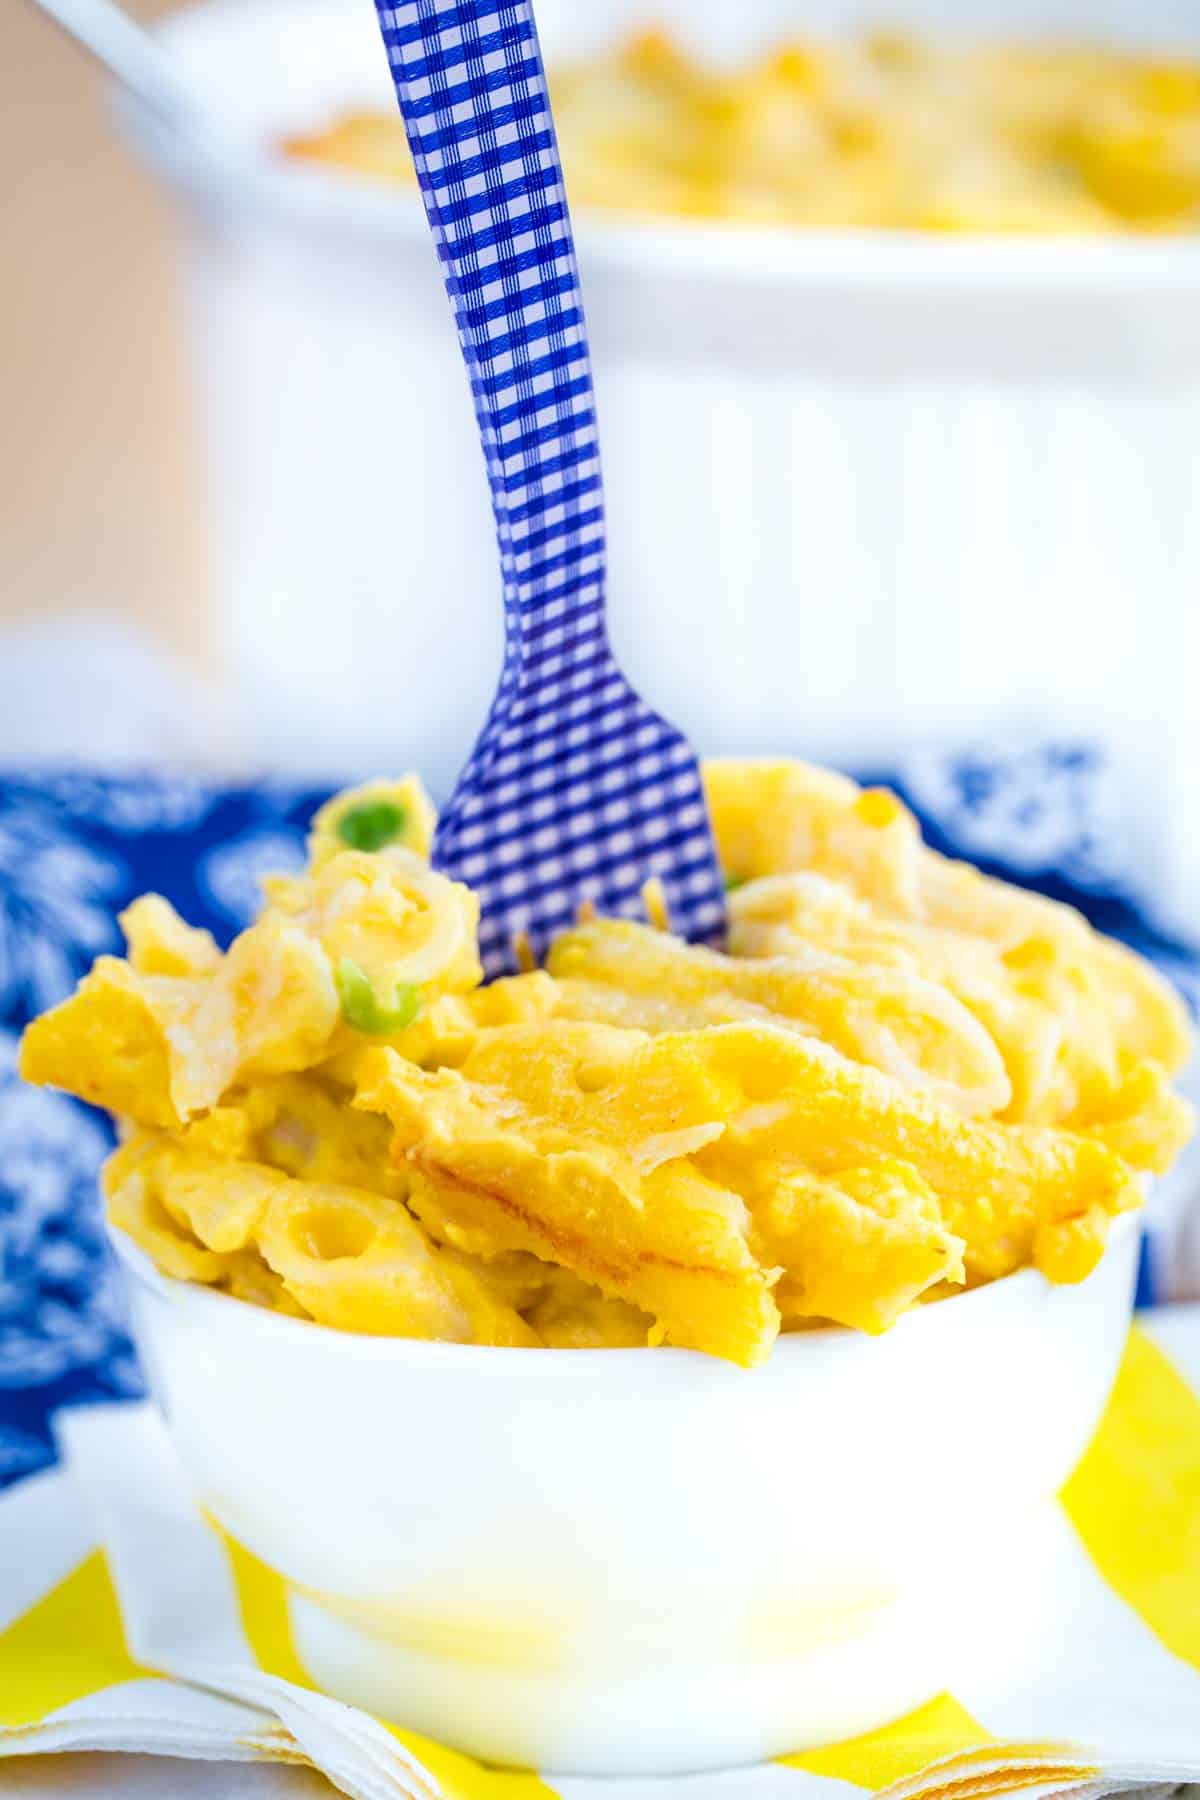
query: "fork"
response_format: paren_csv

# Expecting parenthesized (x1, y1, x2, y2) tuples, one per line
(372, 0, 726, 975)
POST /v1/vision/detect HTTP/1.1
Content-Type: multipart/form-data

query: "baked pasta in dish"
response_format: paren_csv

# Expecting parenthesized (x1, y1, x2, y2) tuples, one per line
(21, 762, 1193, 1365)
(284, 28, 1200, 234)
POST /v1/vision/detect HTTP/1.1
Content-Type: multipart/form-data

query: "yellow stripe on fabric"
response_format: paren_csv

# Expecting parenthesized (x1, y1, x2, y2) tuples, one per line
(220, 1530, 314, 1692)
(782, 1694, 992, 1790)
(384, 1726, 560, 1800)
(0, 1551, 152, 1726)
(1062, 1325, 1200, 1672)
(219, 1529, 558, 1798)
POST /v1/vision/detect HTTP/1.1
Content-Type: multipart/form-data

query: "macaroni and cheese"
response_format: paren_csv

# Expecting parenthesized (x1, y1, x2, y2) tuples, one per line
(283, 28, 1200, 234)
(20, 762, 1194, 1365)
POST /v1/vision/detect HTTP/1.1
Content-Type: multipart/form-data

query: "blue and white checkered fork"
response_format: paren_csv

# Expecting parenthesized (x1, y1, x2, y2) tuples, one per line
(372, 0, 726, 975)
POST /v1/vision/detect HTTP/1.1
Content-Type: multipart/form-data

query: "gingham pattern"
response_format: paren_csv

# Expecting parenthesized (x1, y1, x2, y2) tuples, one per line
(373, 0, 726, 973)
(4, 753, 1197, 1493)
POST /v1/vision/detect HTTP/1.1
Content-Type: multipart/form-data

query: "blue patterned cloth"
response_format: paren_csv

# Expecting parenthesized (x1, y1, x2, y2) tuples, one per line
(0, 751, 1195, 1490)
(375, 0, 726, 971)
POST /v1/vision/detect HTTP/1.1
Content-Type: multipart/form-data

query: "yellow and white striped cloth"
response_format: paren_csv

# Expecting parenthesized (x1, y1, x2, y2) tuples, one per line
(3, 1315, 1200, 1800)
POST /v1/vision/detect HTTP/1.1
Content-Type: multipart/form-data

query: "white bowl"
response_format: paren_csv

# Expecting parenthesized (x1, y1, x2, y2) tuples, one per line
(119, 0, 1200, 917)
(111, 1211, 1139, 1776)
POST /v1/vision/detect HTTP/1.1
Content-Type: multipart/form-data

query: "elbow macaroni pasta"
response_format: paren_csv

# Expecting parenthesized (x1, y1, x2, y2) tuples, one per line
(20, 762, 1195, 1366)
(283, 28, 1200, 236)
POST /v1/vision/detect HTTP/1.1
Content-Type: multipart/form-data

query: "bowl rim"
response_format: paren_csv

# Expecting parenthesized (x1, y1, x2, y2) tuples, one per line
(117, 0, 1200, 299)
(108, 1206, 1141, 1375)
(128, 114, 1200, 298)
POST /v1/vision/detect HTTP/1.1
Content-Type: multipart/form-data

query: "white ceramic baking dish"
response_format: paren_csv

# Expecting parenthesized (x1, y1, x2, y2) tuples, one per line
(120, 0, 1200, 911)
(112, 1210, 1139, 1775)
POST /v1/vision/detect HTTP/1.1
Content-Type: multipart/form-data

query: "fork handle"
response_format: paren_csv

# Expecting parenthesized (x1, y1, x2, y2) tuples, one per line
(373, 0, 607, 665)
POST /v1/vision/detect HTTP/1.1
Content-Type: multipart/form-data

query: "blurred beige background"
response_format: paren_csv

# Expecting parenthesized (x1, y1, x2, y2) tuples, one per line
(0, 0, 212, 669)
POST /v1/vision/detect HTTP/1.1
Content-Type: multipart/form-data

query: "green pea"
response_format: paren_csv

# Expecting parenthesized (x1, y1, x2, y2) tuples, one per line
(335, 958, 422, 1036)
(336, 800, 408, 853)
(724, 872, 747, 892)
